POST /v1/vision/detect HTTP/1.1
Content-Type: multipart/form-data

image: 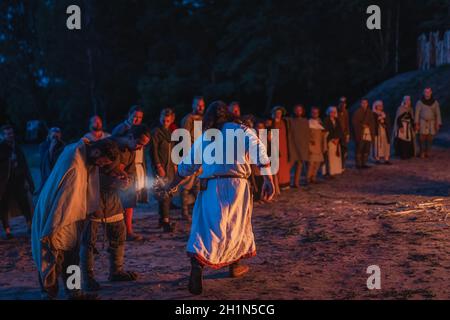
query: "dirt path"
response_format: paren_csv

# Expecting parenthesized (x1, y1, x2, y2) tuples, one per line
(1, 134, 449, 300)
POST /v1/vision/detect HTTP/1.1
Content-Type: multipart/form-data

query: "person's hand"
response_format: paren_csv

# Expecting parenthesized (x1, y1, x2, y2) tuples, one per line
(436, 124, 441, 132)
(415, 124, 420, 132)
(261, 175, 275, 202)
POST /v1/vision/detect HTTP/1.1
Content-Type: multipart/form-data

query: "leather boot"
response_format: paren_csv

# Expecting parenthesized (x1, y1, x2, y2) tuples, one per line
(162, 221, 176, 233)
(80, 242, 99, 291)
(108, 244, 137, 281)
(362, 153, 370, 169)
(188, 258, 203, 295)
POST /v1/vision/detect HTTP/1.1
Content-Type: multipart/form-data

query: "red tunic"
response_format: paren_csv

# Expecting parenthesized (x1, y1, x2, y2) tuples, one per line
(273, 120, 291, 187)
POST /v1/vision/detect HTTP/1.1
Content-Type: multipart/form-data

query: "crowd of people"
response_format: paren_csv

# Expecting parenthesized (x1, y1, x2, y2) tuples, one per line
(0, 86, 443, 299)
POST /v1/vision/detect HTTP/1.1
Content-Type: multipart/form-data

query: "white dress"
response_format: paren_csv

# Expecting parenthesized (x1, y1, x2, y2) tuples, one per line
(327, 140, 343, 176)
(373, 125, 390, 159)
(178, 122, 270, 269)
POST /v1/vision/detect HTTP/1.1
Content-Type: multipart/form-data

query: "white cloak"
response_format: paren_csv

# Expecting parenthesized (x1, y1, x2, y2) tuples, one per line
(31, 141, 100, 283)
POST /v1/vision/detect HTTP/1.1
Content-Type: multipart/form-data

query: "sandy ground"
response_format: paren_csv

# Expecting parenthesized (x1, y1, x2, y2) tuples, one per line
(0, 131, 449, 300)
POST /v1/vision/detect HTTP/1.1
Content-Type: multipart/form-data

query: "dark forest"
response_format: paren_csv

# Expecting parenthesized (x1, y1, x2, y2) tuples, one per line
(0, 0, 449, 139)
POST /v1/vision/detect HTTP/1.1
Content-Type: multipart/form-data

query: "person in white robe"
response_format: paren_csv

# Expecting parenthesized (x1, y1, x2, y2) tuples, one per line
(169, 101, 275, 295)
(31, 139, 119, 299)
(372, 100, 392, 165)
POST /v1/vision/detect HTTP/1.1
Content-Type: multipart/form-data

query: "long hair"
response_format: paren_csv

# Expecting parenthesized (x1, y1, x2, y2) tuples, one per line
(202, 101, 238, 131)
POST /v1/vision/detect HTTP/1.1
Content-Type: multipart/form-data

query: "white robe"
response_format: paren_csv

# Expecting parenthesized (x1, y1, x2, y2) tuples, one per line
(31, 141, 100, 285)
(178, 122, 270, 268)
(327, 141, 343, 176)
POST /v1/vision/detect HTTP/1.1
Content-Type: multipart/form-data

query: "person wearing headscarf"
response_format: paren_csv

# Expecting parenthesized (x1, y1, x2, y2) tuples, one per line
(393, 96, 416, 160)
(415, 87, 442, 158)
(324, 106, 344, 177)
(271, 106, 291, 190)
(372, 100, 392, 165)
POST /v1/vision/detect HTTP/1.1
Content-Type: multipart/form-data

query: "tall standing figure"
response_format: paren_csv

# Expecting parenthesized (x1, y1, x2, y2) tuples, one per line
(0, 125, 35, 239)
(307, 107, 326, 184)
(271, 106, 291, 191)
(151, 108, 178, 232)
(288, 104, 310, 188)
(337, 97, 350, 170)
(352, 99, 376, 169)
(324, 106, 344, 177)
(415, 87, 442, 158)
(372, 100, 392, 165)
(171, 101, 275, 295)
(112, 105, 148, 241)
(180, 96, 205, 220)
(393, 96, 416, 160)
(39, 127, 65, 191)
